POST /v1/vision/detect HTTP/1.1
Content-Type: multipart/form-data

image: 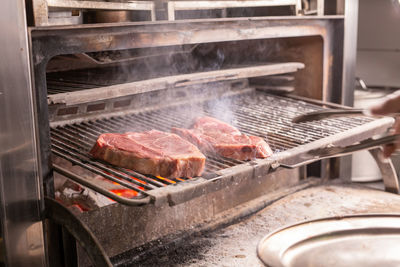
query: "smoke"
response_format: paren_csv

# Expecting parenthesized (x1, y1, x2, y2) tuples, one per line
(99, 38, 283, 133)
(206, 96, 235, 126)
(192, 44, 225, 71)
(118, 43, 233, 130)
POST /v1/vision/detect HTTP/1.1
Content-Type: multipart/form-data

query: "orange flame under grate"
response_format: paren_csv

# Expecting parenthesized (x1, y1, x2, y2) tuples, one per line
(110, 189, 139, 198)
(156, 176, 176, 184)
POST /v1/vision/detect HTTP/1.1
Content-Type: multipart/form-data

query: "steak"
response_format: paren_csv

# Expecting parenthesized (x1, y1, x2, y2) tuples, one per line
(172, 116, 273, 160)
(90, 130, 206, 178)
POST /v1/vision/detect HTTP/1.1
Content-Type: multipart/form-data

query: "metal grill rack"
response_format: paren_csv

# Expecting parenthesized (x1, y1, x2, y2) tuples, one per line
(47, 71, 116, 95)
(52, 91, 386, 206)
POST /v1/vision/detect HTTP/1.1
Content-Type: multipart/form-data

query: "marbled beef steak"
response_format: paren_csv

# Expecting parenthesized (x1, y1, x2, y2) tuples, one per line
(90, 130, 206, 178)
(172, 116, 273, 161)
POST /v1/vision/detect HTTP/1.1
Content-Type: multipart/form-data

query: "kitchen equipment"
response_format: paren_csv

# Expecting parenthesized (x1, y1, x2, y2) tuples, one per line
(4, 1, 397, 266)
(292, 108, 400, 123)
(258, 214, 400, 267)
(278, 133, 400, 167)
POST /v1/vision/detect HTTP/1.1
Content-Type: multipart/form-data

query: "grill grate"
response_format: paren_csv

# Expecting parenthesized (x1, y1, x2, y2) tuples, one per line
(51, 91, 374, 204)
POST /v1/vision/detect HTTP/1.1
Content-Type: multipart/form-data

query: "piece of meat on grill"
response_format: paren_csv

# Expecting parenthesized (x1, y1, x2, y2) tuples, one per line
(172, 116, 273, 161)
(90, 130, 206, 178)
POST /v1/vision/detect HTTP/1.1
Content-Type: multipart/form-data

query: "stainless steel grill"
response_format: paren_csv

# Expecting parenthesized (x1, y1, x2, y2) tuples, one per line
(51, 90, 383, 206)
(4, 3, 393, 266)
(47, 79, 103, 94)
(47, 70, 119, 95)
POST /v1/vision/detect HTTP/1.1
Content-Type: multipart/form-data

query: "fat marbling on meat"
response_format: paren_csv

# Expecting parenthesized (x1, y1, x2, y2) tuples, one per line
(172, 116, 273, 161)
(90, 130, 206, 178)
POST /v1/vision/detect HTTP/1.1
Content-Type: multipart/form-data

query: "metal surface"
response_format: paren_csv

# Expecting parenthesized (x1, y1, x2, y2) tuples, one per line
(0, 0, 47, 266)
(47, 80, 250, 124)
(292, 108, 366, 123)
(53, 164, 152, 206)
(51, 91, 395, 205)
(30, 16, 345, 101)
(292, 108, 375, 123)
(47, 62, 304, 106)
(44, 197, 112, 267)
(369, 148, 400, 194)
(341, 0, 358, 106)
(357, 0, 400, 88)
(278, 134, 400, 187)
(167, 0, 301, 20)
(258, 214, 400, 267)
(345, 0, 378, 182)
(120, 184, 400, 266)
(111, 180, 316, 266)
(32, 0, 155, 26)
(307, 134, 400, 158)
(292, 108, 400, 123)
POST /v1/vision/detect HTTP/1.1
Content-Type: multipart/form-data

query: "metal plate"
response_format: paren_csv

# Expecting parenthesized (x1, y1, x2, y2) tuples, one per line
(258, 214, 400, 267)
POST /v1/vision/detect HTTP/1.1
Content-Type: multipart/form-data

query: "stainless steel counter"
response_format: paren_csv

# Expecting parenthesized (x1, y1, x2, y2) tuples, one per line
(121, 183, 400, 266)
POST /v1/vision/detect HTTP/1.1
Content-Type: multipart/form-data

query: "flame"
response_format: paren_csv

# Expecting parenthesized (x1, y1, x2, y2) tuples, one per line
(105, 170, 147, 185)
(156, 176, 176, 184)
(110, 189, 138, 198)
(131, 176, 147, 185)
(110, 178, 144, 196)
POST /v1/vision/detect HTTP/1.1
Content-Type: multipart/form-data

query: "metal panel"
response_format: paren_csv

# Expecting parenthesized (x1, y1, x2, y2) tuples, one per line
(336, 0, 359, 180)
(32, 0, 156, 26)
(47, 62, 304, 106)
(0, 0, 46, 266)
(357, 0, 400, 88)
(167, 0, 300, 20)
(342, 0, 358, 107)
(30, 16, 345, 103)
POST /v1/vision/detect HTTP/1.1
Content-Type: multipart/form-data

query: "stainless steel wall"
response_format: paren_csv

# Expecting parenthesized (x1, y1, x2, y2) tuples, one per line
(357, 0, 400, 88)
(0, 0, 46, 266)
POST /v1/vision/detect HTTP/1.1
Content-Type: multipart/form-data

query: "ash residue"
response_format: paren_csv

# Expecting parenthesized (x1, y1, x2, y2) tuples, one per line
(112, 233, 215, 267)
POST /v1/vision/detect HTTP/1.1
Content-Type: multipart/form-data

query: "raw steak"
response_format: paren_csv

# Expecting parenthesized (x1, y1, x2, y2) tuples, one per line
(90, 130, 206, 178)
(172, 116, 273, 160)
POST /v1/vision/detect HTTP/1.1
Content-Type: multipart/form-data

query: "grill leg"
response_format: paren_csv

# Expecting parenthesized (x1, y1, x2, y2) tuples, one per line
(46, 221, 64, 267)
(62, 227, 78, 267)
(45, 197, 112, 267)
(369, 148, 400, 194)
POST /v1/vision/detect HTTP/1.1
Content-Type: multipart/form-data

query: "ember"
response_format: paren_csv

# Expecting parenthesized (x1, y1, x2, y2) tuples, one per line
(110, 189, 138, 198)
(110, 178, 145, 192)
(156, 176, 176, 184)
(55, 179, 115, 212)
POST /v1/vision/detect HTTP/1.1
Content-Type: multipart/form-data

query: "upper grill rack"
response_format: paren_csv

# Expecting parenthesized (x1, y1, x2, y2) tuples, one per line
(51, 91, 376, 206)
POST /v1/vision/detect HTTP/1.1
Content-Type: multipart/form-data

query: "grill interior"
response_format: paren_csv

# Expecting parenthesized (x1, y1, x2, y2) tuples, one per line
(51, 90, 375, 205)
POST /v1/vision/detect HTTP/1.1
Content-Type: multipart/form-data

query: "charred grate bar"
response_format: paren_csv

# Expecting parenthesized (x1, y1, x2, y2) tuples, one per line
(51, 91, 377, 205)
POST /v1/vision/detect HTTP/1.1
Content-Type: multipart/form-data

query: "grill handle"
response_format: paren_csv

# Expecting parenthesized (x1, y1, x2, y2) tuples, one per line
(277, 134, 400, 194)
(292, 109, 400, 123)
(279, 134, 400, 169)
(307, 134, 400, 158)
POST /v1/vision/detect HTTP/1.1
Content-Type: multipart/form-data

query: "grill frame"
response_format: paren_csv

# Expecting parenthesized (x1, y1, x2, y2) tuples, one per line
(51, 89, 394, 207)
(29, 17, 346, 202)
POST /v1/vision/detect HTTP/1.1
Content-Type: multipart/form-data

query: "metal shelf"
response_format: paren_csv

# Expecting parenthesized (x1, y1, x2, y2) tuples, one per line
(47, 62, 304, 106)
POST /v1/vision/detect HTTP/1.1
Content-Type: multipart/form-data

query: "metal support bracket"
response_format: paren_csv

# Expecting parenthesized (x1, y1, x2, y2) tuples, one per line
(369, 148, 400, 194)
(44, 197, 112, 267)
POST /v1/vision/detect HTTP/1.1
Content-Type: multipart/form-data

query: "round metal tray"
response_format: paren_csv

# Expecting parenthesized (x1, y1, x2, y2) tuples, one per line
(257, 214, 400, 267)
